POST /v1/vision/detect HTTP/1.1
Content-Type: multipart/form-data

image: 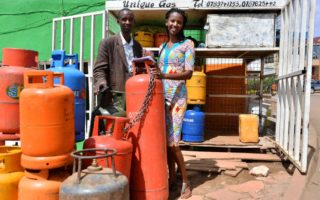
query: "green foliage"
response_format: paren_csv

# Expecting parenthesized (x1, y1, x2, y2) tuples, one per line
(247, 75, 277, 94)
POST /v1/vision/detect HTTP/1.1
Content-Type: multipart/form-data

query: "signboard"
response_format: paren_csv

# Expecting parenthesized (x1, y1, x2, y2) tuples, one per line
(105, 0, 286, 10)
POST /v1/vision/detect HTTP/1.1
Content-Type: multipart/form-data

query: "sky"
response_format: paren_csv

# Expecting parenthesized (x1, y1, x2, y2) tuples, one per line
(315, 0, 320, 37)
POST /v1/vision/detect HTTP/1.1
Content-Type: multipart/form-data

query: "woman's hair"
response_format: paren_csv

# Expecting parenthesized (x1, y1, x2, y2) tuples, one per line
(165, 8, 187, 41)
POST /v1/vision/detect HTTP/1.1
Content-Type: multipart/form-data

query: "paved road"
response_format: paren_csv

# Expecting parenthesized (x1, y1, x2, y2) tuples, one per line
(301, 93, 320, 199)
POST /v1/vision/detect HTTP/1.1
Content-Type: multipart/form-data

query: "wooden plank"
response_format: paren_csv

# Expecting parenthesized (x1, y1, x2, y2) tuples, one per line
(223, 168, 243, 177)
(186, 165, 221, 173)
(179, 136, 277, 149)
(182, 151, 282, 161)
(185, 159, 249, 169)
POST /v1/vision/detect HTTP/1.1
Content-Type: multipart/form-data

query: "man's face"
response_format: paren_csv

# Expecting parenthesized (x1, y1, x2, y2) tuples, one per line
(117, 10, 135, 35)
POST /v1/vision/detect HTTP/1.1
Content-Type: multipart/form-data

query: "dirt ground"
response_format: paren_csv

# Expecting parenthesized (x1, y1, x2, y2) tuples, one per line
(169, 160, 294, 200)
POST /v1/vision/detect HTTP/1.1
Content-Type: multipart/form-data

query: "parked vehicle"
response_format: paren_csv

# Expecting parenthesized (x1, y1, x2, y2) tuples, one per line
(311, 80, 320, 93)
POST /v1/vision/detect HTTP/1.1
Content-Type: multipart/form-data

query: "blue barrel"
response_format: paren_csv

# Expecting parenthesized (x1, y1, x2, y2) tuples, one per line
(49, 50, 86, 142)
(182, 106, 205, 142)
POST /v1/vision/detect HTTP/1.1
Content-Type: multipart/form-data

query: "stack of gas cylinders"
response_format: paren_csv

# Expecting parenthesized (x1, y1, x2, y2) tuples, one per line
(182, 65, 206, 142)
(0, 48, 170, 199)
(0, 48, 38, 145)
(18, 70, 74, 199)
(0, 48, 36, 200)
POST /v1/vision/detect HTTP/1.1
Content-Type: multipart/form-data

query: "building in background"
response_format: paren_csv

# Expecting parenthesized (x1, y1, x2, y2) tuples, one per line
(312, 37, 320, 80)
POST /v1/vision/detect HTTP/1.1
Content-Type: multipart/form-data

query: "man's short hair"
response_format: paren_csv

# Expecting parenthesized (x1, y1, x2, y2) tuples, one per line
(118, 8, 133, 19)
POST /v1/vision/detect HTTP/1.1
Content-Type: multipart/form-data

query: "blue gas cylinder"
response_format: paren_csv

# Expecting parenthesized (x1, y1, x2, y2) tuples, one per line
(182, 106, 205, 142)
(49, 50, 86, 142)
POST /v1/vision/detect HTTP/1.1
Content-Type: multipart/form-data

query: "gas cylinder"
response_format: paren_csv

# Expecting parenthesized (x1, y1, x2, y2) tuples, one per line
(18, 168, 70, 200)
(186, 66, 206, 104)
(125, 60, 168, 200)
(60, 148, 129, 200)
(83, 115, 132, 179)
(49, 50, 86, 142)
(134, 31, 154, 47)
(19, 71, 74, 169)
(0, 146, 24, 200)
(154, 33, 168, 47)
(0, 48, 37, 136)
(182, 106, 205, 142)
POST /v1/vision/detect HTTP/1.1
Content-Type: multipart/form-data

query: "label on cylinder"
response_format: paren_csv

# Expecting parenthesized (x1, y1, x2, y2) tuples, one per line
(6, 84, 23, 99)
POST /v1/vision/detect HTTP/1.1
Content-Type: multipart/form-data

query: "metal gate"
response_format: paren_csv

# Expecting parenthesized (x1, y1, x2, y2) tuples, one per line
(276, 0, 316, 173)
(52, 10, 109, 136)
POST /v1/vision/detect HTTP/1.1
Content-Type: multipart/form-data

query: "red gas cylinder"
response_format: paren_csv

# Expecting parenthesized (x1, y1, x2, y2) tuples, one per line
(154, 33, 168, 47)
(0, 48, 38, 138)
(19, 71, 74, 170)
(18, 168, 70, 200)
(2, 48, 38, 68)
(126, 60, 168, 200)
(83, 115, 132, 180)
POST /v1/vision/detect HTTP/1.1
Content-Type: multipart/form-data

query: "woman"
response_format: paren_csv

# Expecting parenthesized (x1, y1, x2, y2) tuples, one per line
(151, 7, 195, 199)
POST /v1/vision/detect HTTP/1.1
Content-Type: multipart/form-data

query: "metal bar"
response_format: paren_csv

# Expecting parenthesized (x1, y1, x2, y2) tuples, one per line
(289, 0, 301, 157)
(204, 113, 241, 116)
(277, 69, 306, 80)
(52, 20, 56, 51)
(276, 6, 285, 143)
(259, 58, 264, 133)
(79, 16, 84, 72)
(294, 75, 303, 161)
(279, 5, 290, 147)
(207, 75, 256, 78)
(287, 1, 294, 74)
(301, 0, 316, 172)
(283, 75, 290, 150)
(60, 19, 65, 50)
(54, 10, 105, 20)
(207, 94, 259, 98)
(89, 15, 95, 77)
(292, 0, 301, 72)
(69, 18, 74, 54)
(299, 0, 307, 71)
(87, 15, 96, 138)
(288, 76, 296, 155)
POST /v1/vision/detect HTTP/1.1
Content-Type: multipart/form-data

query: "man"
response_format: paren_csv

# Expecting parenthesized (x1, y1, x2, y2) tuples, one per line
(93, 8, 143, 116)
(93, 8, 143, 115)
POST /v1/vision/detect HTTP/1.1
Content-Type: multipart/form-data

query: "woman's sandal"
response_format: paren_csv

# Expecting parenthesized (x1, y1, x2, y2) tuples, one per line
(180, 182, 192, 199)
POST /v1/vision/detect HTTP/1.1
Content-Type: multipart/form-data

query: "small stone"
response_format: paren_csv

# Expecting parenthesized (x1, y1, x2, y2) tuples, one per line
(249, 165, 269, 177)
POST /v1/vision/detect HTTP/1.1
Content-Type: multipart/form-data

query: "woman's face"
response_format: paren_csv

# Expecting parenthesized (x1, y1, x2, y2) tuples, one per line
(166, 12, 184, 36)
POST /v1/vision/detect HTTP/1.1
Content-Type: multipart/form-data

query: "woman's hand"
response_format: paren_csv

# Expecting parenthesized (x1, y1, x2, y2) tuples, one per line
(149, 66, 163, 79)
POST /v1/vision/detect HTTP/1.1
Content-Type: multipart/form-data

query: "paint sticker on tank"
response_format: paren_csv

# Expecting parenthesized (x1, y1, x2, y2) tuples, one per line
(74, 90, 86, 100)
(183, 118, 194, 123)
(6, 84, 23, 99)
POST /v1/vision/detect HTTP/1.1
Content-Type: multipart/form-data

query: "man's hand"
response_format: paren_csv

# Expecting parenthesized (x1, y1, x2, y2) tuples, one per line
(94, 80, 108, 94)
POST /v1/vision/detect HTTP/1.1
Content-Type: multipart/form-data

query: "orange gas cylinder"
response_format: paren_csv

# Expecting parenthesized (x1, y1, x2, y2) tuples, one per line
(18, 168, 70, 200)
(125, 60, 168, 200)
(0, 48, 37, 136)
(154, 33, 168, 47)
(19, 71, 74, 170)
(83, 115, 132, 180)
(0, 146, 24, 200)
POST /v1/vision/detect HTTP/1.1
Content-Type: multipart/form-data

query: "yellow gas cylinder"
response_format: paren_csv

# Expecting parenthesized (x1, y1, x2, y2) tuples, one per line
(0, 146, 24, 200)
(239, 114, 259, 143)
(186, 66, 206, 104)
(134, 31, 154, 47)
